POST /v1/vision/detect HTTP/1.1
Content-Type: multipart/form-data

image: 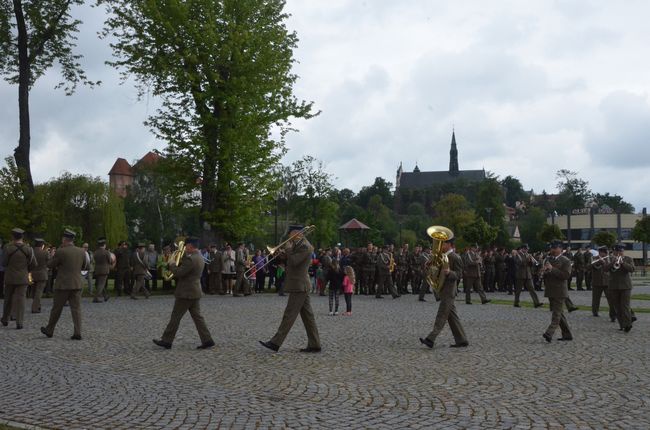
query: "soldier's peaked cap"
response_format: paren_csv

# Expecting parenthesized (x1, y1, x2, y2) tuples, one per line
(34, 238, 45, 245)
(598, 246, 608, 252)
(288, 224, 304, 232)
(550, 240, 563, 249)
(185, 237, 200, 247)
(62, 229, 76, 239)
(614, 244, 625, 251)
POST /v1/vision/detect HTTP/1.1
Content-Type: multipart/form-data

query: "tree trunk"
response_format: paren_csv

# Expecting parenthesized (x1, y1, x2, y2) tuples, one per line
(12, 0, 35, 195)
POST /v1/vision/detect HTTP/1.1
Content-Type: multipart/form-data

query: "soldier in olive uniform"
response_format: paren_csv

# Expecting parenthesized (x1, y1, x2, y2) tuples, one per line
(483, 249, 496, 292)
(395, 244, 409, 295)
(131, 243, 151, 299)
(461, 245, 490, 305)
(591, 246, 615, 320)
(541, 241, 573, 342)
(31, 238, 49, 313)
(153, 237, 215, 349)
(605, 244, 635, 332)
(359, 243, 375, 296)
(259, 225, 321, 353)
(418, 247, 433, 302)
(233, 243, 250, 297)
(41, 229, 89, 339)
(375, 245, 400, 299)
(93, 238, 112, 303)
(573, 247, 587, 291)
(495, 248, 507, 292)
(113, 241, 131, 296)
(420, 237, 468, 349)
(1, 228, 36, 329)
(583, 246, 593, 291)
(208, 244, 223, 295)
(514, 244, 542, 308)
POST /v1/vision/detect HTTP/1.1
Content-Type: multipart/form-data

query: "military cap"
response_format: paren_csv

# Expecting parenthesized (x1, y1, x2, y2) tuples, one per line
(598, 246, 608, 253)
(614, 244, 625, 251)
(209, 243, 217, 248)
(34, 238, 45, 245)
(137, 242, 146, 248)
(97, 237, 107, 245)
(62, 229, 76, 239)
(519, 243, 529, 250)
(11, 228, 25, 239)
(382, 244, 390, 249)
(288, 224, 304, 232)
(444, 237, 455, 244)
(550, 240, 563, 249)
(185, 237, 200, 247)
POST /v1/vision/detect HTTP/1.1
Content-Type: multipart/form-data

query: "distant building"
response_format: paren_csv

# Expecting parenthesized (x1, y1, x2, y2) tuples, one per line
(395, 130, 486, 190)
(108, 151, 161, 197)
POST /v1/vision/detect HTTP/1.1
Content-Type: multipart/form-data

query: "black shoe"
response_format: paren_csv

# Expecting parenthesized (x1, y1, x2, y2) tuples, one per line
(93, 299, 102, 303)
(482, 300, 491, 304)
(577, 288, 584, 291)
(450, 341, 469, 348)
(299, 346, 321, 353)
(197, 340, 216, 350)
(466, 302, 472, 305)
(514, 304, 521, 308)
(259, 340, 279, 352)
(557, 337, 573, 341)
(610, 318, 616, 322)
(593, 313, 599, 317)
(418, 298, 427, 302)
(130, 296, 138, 300)
(534, 303, 543, 308)
(16, 324, 23, 330)
(71, 334, 82, 340)
(392, 295, 400, 299)
(153, 339, 172, 349)
(543, 333, 552, 343)
(40, 327, 53, 338)
(632, 316, 637, 322)
(568, 307, 578, 313)
(375, 296, 384, 299)
(419, 337, 434, 349)
(568, 288, 574, 291)
(32, 310, 41, 314)
(624, 326, 632, 333)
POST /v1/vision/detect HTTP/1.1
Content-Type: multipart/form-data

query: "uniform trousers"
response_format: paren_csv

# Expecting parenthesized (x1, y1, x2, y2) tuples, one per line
(361, 270, 374, 295)
(592, 284, 615, 318)
(209, 272, 222, 294)
(270, 292, 320, 348)
(608, 289, 632, 329)
(233, 270, 250, 296)
(463, 277, 488, 303)
(2, 284, 27, 325)
(576, 270, 585, 289)
(32, 280, 47, 312)
(376, 270, 399, 298)
(131, 274, 150, 298)
(544, 297, 572, 339)
(426, 282, 467, 344)
(94, 275, 109, 301)
(44, 289, 82, 336)
(161, 298, 213, 344)
(115, 269, 129, 295)
(515, 278, 540, 306)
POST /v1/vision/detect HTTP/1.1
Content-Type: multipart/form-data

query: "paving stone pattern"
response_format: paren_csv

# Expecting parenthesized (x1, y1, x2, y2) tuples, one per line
(0, 287, 648, 429)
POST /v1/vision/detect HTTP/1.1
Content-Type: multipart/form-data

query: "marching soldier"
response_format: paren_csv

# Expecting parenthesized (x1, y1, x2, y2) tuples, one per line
(461, 245, 490, 305)
(375, 245, 400, 299)
(573, 247, 586, 291)
(514, 244, 543, 308)
(41, 229, 89, 340)
(395, 244, 410, 295)
(93, 238, 112, 303)
(417, 247, 432, 301)
(583, 246, 593, 291)
(1, 228, 36, 329)
(541, 241, 573, 342)
(259, 225, 321, 353)
(113, 241, 131, 296)
(590, 246, 615, 320)
(31, 238, 49, 313)
(153, 237, 215, 349)
(495, 248, 507, 292)
(605, 244, 635, 332)
(233, 243, 250, 296)
(483, 249, 496, 293)
(419, 237, 468, 349)
(563, 247, 575, 290)
(360, 243, 375, 296)
(208, 244, 223, 294)
(131, 243, 151, 299)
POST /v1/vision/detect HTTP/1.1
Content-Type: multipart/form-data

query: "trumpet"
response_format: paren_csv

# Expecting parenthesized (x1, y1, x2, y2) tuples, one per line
(244, 225, 315, 279)
(612, 255, 623, 271)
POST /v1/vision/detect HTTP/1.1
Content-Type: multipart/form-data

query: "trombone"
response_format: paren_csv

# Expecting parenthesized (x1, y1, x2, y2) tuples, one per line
(243, 225, 316, 280)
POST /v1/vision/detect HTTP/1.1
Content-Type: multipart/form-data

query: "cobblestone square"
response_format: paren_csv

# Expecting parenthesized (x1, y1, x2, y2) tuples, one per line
(1, 288, 648, 429)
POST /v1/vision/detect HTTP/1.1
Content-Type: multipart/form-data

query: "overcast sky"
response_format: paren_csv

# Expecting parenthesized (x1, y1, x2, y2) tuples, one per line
(1, 1, 649, 211)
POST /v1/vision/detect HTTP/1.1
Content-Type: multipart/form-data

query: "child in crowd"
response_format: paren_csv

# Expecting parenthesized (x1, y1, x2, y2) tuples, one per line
(342, 265, 355, 316)
(327, 260, 344, 315)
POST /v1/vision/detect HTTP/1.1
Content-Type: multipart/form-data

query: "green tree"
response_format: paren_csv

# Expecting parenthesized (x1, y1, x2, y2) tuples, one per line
(538, 224, 565, 243)
(501, 175, 528, 208)
(100, 0, 316, 243)
(0, 0, 97, 199)
(0, 156, 32, 238)
(518, 207, 547, 251)
(592, 230, 617, 248)
(357, 177, 393, 209)
(104, 190, 128, 248)
(593, 193, 634, 214)
(632, 216, 650, 244)
(555, 169, 592, 214)
(463, 217, 498, 247)
(431, 194, 476, 242)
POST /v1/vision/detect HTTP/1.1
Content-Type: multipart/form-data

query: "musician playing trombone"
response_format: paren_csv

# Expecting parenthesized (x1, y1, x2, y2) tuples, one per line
(604, 244, 635, 332)
(590, 246, 616, 320)
(259, 225, 321, 353)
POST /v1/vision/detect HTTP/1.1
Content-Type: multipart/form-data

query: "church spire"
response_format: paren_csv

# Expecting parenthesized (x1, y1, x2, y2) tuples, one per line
(449, 129, 459, 176)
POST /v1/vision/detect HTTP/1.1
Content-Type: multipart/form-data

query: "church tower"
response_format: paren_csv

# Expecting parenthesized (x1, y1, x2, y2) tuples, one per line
(449, 130, 459, 176)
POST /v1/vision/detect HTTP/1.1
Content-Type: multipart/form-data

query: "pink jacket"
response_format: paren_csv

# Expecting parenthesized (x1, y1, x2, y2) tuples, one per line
(342, 275, 354, 294)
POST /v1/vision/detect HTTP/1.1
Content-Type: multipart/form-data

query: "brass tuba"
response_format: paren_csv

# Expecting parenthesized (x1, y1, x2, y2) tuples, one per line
(424, 225, 454, 293)
(162, 240, 186, 281)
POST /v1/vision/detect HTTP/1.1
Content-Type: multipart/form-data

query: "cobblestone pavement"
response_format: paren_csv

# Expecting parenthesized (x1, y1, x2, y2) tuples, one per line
(0, 288, 648, 429)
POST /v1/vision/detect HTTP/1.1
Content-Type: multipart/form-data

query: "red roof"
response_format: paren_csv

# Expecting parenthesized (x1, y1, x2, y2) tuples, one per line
(135, 151, 161, 167)
(108, 158, 133, 176)
(339, 218, 371, 230)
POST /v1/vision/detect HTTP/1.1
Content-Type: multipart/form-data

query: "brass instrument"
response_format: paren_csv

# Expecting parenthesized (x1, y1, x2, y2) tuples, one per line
(28, 273, 33, 285)
(612, 255, 623, 271)
(162, 240, 186, 281)
(424, 225, 454, 293)
(389, 253, 396, 273)
(244, 225, 316, 279)
(590, 255, 608, 267)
